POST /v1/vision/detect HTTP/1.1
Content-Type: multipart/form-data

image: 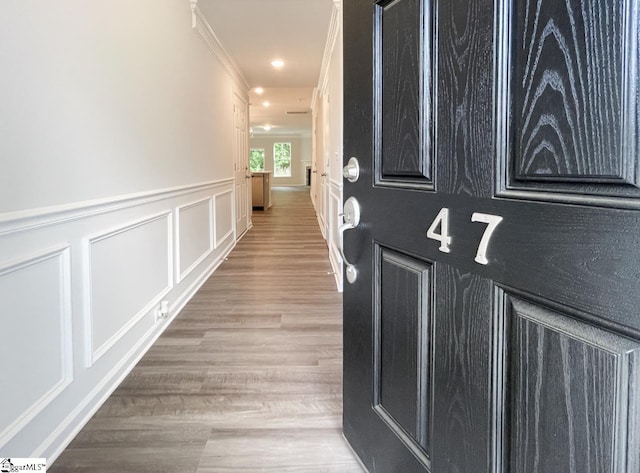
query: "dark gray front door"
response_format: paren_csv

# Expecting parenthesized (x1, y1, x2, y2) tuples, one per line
(342, 1, 640, 472)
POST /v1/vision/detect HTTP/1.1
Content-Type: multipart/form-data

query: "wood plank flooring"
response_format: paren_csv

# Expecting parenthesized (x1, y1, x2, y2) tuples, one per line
(51, 187, 363, 473)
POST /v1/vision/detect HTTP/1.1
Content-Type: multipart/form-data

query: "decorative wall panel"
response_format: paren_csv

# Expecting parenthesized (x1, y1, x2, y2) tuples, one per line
(86, 212, 172, 365)
(177, 197, 213, 282)
(0, 247, 72, 446)
(215, 190, 234, 247)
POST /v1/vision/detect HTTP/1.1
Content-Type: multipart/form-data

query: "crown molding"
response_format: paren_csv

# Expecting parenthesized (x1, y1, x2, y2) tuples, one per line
(189, 0, 250, 91)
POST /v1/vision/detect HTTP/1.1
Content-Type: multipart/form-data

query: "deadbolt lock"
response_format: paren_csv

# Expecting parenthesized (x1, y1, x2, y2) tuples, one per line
(342, 157, 360, 183)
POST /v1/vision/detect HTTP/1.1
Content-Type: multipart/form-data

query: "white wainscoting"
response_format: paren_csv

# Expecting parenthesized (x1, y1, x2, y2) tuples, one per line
(85, 211, 173, 366)
(215, 190, 234, 248)
(0, 178, 236, 460)
(0, 246, 73, 448)
(176, 197, 214, 283)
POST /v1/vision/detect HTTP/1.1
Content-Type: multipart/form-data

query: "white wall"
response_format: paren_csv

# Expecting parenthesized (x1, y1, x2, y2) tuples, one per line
(0, 0, 234, 214)
(249, 136, 311, 186)
(0, 0, 246, 461)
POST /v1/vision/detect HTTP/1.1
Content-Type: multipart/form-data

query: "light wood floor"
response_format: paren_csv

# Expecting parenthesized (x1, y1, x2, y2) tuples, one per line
(51, 187, 363, 473)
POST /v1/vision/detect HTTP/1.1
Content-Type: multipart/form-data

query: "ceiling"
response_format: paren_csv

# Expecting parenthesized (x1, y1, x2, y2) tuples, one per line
(198, 0, 335, 136)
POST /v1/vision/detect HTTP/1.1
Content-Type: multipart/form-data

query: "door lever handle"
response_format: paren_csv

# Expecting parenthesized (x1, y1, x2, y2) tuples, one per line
(338, 224, 357, 284)
(338, 197, 361, 284)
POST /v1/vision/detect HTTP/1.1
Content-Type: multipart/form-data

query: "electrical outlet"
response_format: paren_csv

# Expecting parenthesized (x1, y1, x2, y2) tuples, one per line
(160, 300, 169, 315)
(155, 300, 170, 322)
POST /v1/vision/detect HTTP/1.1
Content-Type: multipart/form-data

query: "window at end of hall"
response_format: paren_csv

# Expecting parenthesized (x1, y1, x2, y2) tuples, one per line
(250, 148, 265, 172)
(274, 142, 292, 177)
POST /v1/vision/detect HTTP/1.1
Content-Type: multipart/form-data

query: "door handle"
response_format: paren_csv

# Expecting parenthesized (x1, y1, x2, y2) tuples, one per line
(339, 196, 361, 284)
(339, 223, 358, 284)
(321, 173, 328, 177)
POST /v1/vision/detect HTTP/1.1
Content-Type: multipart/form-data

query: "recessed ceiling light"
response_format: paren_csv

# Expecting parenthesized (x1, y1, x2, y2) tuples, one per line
(263, 125, 272, 131)
(263, 101, 270, 107)
(254, 87, 264, 95)
(271, 59, 285, 69)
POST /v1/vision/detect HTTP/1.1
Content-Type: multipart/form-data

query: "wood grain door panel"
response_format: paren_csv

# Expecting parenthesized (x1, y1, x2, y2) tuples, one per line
(374, 247, 432, 461)
(497, 0, 640, 201)
(500, 293, 640, 473)
(376, 0, 434, 188)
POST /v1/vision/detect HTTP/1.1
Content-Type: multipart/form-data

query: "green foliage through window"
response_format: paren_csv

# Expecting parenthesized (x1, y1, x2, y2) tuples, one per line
(250, 149, 265, 172)
(274, 142, 292, 177)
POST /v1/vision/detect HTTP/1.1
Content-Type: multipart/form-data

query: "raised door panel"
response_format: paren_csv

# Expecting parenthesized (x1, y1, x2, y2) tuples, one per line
(376, 0, 433, 188)
(374, 247, 432, 460)
(501, 295, 640, 473)
(498, 0, 640, 201)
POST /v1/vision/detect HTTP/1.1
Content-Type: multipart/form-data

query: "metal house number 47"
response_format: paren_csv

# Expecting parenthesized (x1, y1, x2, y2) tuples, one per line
(426, 208, 503, 265)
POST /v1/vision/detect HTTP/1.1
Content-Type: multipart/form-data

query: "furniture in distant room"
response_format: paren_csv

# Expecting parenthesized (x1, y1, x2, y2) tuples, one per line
(251, 171, 272, 210)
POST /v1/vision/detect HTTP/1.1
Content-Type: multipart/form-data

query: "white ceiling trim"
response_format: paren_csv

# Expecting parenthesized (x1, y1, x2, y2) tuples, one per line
(190, 0, 251, 91)
(312, 0, 341, 109)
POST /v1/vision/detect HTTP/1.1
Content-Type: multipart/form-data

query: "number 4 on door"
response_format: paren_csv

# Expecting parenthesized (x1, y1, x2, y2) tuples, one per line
(426, 208, 452, 253)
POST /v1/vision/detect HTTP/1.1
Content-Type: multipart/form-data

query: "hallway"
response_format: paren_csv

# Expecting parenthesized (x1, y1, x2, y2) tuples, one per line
(50, 188, 363, 472)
